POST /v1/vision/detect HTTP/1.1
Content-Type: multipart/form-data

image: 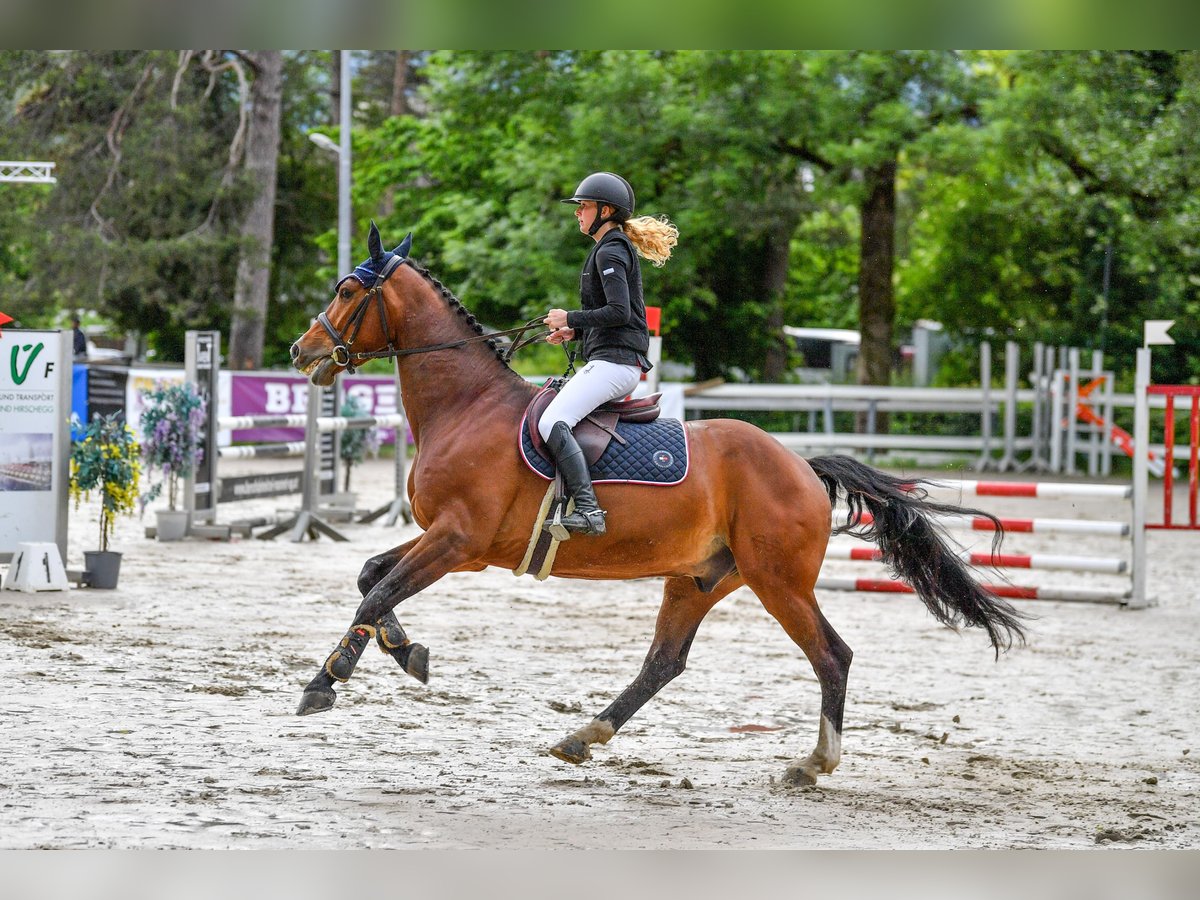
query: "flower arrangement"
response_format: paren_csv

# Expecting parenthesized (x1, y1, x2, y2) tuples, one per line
(339, 394, 381, 492)
(69, 413, 142, 553)
(139, 381, 207, 512)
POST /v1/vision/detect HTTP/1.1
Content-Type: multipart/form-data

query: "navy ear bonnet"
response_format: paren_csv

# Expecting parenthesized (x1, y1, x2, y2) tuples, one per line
(337, 223, 413, 290)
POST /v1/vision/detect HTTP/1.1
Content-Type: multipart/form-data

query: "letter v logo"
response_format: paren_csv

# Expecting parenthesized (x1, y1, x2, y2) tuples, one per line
(10, 343, 43, 385)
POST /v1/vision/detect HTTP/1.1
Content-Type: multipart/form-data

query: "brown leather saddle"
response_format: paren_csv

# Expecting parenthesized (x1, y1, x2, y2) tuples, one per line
(524, 386, 662, 466)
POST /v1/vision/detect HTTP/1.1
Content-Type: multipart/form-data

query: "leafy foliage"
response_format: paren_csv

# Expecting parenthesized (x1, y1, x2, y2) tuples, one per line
(3, 50, 1198, 384)
(138, 382, 206, 511)
(69, 413, 141, 552)
(899, 51, 1200, 382)
(338, 394, 381, 492)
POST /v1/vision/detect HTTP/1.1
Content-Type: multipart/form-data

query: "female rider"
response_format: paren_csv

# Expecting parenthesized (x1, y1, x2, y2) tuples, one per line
(541, 172, 678, 537)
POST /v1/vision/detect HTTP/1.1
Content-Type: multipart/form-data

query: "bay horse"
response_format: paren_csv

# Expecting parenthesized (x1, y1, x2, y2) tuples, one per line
(289, 224, 1025, 786)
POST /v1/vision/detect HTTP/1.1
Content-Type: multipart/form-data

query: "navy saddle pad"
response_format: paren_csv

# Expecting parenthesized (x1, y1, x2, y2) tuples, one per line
(520, 416, 690, 485)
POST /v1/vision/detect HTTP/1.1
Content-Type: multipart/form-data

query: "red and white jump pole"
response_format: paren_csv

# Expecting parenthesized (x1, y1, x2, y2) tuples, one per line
(823, 473, 1138, 603)
(817, 322, 1188, 609)
(824, 542, 1126, 574)
(841, 510, 1129, 537)
(816, 576, 1128, 604)
(923, 479, 1131, 500)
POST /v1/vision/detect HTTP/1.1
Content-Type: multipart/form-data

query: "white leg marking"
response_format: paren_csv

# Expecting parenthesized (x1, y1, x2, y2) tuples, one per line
(785, 715, 842, 785)
(573, 718, 615, 746)
(808, 714, 842, 773)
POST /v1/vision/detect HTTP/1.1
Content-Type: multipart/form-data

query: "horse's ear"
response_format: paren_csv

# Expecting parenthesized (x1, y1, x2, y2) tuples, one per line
(392, 232, 413, 259)
(367, 221, 383, 262)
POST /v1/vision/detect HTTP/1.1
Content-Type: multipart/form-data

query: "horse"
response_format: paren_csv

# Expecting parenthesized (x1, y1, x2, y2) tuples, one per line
(289, 223, 1025, 786)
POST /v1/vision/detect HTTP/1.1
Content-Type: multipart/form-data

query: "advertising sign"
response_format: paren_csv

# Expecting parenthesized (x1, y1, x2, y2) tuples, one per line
(0, 329, 71, 561)
(228, 371, 401, 444)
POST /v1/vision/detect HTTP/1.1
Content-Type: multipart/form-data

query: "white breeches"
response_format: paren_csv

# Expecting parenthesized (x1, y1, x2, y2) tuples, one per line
(538, 359, 642, 442)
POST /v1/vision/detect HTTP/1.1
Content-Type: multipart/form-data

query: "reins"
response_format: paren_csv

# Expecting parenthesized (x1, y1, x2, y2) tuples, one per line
(316, 253, 551, 373)
(351, 317, 550, 364)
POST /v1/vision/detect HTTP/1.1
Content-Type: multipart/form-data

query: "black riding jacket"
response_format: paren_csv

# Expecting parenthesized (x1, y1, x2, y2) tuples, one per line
(565, 229, 652, 371)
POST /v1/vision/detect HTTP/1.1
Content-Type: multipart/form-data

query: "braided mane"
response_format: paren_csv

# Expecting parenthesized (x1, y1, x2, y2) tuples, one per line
(409, 261, 518, 372)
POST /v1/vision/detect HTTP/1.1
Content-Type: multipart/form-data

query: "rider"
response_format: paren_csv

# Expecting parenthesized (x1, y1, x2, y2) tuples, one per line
(541, 172, 679, 536)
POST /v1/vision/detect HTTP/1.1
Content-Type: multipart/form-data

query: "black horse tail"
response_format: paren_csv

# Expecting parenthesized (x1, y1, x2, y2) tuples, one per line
(807, 455, 1027, 656)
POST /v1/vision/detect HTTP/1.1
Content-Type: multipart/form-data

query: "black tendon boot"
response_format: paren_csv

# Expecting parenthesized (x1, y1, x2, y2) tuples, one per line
(376, 610, 430, 684)
(545, 421, 606, 538)
(323, 624, 375, 682)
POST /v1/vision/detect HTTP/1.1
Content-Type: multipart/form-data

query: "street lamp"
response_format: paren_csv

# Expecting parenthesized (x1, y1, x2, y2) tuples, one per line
(307, 52, 352, 278)
(279, 53, 360, 542)
(309, 53, 413, 530)
(309, 129, 351, 278)
(308, 132, 338, 154)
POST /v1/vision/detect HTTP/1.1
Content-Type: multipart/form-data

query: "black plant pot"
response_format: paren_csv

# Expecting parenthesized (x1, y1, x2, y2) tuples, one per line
(83, 550, 122, 589)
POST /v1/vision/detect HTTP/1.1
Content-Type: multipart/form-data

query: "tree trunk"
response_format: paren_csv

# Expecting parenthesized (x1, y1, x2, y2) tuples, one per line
(855, 159, 896, 432)
(391, 51, 410, 116)
(331, 51, 342, 126)
(761, 220, 794, 382)
(228, 52, 284, 371)
(379, 51, 412, 219)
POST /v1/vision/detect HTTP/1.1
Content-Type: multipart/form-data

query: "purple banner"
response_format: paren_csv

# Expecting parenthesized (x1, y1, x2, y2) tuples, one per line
(228, 371, 406, 445)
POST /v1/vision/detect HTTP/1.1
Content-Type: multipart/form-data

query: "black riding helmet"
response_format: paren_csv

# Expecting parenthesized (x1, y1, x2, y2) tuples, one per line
(561, 172, 635, 236)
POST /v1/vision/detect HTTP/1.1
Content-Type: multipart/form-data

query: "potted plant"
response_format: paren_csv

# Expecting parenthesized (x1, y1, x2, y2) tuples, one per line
(69, 413, 142, 589)
(339, 394, 382, 494)
(138, 381, 206, 541)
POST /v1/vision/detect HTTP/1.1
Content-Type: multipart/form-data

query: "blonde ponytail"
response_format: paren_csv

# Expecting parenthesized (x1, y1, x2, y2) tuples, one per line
(622, 215, 678, 267)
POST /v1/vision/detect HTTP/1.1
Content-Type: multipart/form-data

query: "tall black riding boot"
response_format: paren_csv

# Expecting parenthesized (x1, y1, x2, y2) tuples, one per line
(545, 421, 606, 538)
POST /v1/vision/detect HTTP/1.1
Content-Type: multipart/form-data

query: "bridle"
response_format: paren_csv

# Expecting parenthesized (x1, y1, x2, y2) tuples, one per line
(315, 255, 550, 374)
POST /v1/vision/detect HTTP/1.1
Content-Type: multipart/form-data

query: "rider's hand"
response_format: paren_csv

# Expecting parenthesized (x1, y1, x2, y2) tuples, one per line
(544, 308, 570, 330)
(546, 327, 575, 345)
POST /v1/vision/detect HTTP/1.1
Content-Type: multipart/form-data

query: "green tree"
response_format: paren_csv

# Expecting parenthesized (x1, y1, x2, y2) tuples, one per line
(1, 52, 247, 347)
(901, 51, 1200, 383)
(228, 51, 284, 370)
(0, 50, 336, 366)
(352, 50, 994, 397)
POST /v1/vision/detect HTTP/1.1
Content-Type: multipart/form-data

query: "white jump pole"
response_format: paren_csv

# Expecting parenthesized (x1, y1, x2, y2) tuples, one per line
(1130, 346, 1151, 609)
(976, 341, 992, 471)
(998, 341, 1019, 472)
(1065, 348, 1080, 475)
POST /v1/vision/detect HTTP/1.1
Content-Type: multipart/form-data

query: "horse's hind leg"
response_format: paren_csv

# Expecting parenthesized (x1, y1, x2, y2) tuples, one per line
(741, 563, 853, 786)
(375, 610, 429, 684)
(549, 573, 741, 764)
(358, 539, 429, 684)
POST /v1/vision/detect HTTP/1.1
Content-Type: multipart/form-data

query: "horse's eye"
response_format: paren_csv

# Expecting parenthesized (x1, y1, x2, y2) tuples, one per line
(340, 288, 354, 299)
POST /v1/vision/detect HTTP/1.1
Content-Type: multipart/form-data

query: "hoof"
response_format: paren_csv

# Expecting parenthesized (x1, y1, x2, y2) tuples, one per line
(296, 687, 337, 716)
(782, 764, 818, 787)
(404, 643, 430, 684)
(548, 736, 591, 765)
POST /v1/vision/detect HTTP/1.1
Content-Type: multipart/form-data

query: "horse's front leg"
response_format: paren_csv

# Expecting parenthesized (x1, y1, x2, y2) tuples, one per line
(358, 538, 430, 684)
(296, 522, 482, 716)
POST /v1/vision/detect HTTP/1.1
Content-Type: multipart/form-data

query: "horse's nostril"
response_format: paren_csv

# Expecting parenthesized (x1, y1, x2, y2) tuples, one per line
(290, 342, 300, 361)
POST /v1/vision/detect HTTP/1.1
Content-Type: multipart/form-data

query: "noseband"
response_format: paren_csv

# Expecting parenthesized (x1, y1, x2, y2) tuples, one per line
(315, 258, 551, 373)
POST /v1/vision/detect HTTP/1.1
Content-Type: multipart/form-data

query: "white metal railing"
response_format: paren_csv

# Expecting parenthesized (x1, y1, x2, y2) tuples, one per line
(681, 340, 1173, 473)
(0, 161, 57, 184)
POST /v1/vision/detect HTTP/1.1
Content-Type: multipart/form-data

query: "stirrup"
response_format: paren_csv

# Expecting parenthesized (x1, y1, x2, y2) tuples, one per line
(546, 507, 606, 540)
